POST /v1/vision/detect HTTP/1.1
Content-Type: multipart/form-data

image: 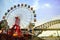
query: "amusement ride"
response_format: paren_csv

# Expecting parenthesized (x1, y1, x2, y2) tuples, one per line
(0, 3, 37, 40)
(0, 3, 60, 40)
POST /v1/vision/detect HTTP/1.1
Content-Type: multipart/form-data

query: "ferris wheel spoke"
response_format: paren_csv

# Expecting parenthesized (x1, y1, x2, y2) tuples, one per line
(21, 21, 27, 28)
(22, 19, 29, 27)
(21, 23, 25, 28)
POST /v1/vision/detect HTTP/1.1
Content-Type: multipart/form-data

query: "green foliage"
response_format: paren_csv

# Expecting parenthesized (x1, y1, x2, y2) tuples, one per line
(0, 20, 7, 30)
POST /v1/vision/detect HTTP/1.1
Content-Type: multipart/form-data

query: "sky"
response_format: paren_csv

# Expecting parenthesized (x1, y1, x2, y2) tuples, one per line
(0, 0, 60, 21)
(0, 0, 60, 37)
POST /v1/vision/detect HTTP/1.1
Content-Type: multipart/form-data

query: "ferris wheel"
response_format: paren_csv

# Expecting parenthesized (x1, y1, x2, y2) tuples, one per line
(4, 4, 36, 29)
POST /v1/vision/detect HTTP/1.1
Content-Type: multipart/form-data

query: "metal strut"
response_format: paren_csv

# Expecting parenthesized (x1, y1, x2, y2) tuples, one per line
(12, 17, 22, 37)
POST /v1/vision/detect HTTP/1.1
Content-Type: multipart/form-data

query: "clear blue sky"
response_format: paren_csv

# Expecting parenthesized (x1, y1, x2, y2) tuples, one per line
(0, 0, 60, 22)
